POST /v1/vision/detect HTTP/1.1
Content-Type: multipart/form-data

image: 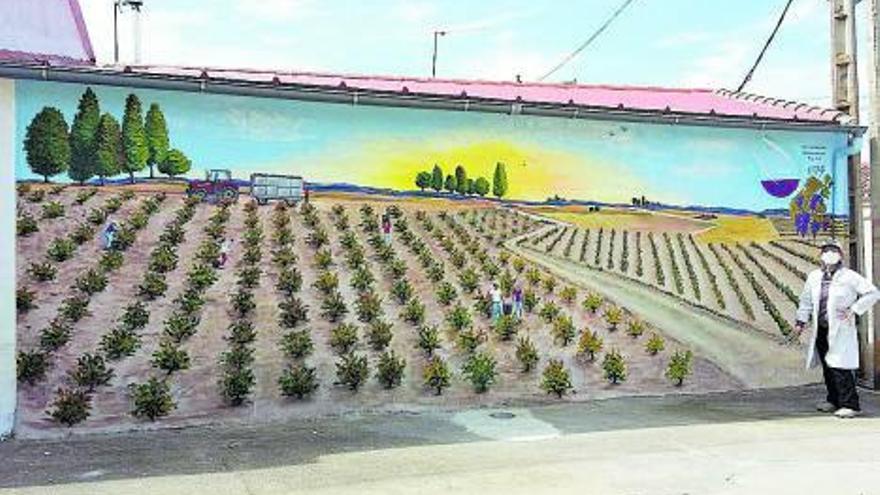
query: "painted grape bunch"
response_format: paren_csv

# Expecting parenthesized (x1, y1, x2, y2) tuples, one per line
(789, 175, 832, 238)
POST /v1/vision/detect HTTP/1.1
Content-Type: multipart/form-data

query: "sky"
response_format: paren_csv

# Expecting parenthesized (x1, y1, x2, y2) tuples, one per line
(15, 79, 850, 214)
(76, 0, 874, 118)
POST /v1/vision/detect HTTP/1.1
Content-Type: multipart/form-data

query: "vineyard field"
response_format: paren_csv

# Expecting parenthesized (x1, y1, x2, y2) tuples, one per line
(15, 187, 740, 437)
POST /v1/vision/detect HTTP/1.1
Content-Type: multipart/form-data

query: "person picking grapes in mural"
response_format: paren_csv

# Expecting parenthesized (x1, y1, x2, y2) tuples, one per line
(217, 238, 232, 268)
(512, 284, 524, 320)
(102, 219, 118, 250)
(381, 213, 392, 245)
(490, 282, 503, 324)
(794, 241, 880, 418)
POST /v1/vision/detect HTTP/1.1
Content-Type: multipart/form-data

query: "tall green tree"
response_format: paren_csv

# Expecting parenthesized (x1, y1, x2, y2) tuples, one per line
(68, 88, 100, 184)
(492, 162, 508, 199)
(454, 165, 468, 194)
(415, 171, 432, 191)
(444, 174, 456, 193)
(158, 149, 191, 178)
(430, 164, 444, 192)
(94, 113, 122, 185)
(144, 103, 169, 179)
(24, 107, 70, 183)
(474, 177, 490, 197)
(465, 178, 475, 195)
(121, 93, 148, 184)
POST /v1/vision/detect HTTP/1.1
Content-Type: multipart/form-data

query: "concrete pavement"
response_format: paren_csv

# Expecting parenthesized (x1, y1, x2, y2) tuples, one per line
(1, 385, 878, 494)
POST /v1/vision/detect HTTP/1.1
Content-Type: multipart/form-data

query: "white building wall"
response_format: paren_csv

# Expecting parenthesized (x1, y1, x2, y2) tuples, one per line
(0, 78, 16, 438)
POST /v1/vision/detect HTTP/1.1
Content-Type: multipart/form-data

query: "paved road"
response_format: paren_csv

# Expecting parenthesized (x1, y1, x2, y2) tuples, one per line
(1, 385, 878, 494)
(508, 242, 817, 388)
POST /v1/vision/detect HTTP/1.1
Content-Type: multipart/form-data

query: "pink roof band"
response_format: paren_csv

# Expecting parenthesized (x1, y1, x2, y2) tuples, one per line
(120, 64, 846, 124)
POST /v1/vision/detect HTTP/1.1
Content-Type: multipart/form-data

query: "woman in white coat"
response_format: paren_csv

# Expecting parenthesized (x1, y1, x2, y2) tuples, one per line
(795, 241, 880, 418)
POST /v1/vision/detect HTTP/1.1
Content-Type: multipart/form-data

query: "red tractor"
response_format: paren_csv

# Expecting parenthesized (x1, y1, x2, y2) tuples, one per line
(186, 169, 240, 203)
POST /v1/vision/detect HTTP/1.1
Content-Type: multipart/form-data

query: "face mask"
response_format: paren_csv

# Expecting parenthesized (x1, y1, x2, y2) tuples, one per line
(821, 251, 841, 266)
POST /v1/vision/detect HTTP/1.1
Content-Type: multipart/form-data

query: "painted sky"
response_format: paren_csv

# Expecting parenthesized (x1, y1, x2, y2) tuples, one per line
(77, 0, 872, 118)
(15, 80, 850, 214)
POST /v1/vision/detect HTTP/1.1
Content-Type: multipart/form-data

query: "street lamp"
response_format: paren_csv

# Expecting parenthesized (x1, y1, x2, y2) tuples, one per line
(432, 30, 446, 78)
(114, 0, 144, 64)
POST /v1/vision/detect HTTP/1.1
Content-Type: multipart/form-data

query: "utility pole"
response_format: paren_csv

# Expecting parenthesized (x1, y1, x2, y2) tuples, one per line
(432, 30, 446, 78)
(831, 0, 860, 121)
(113, 0, 144, 65)
(831, 0, 877, 387)
(113, 1, 120, 64)
(868, 0, 880, 389)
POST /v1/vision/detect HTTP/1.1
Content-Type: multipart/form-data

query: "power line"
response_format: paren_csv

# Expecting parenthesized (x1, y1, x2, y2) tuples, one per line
(537, 0, 639, 82)
(736, 0, 796, 92)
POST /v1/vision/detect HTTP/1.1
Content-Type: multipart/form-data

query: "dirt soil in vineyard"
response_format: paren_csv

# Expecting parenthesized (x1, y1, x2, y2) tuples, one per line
(16, 190, 748, 438)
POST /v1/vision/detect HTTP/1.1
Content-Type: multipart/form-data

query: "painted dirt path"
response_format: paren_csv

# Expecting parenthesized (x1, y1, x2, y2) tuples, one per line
(508, 236, 820, 389)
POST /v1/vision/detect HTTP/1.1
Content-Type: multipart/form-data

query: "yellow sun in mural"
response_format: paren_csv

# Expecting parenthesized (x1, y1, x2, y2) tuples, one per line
(315, 136, 644, 203)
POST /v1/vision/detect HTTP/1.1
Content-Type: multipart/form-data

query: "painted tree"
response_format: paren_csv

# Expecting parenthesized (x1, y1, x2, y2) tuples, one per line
(121, 93, 148, 184)
(444, 174, 457, 193)
(431, 164, 444, 192)
(415, 171, 431, 191)
(465, 178, 475, 195)
(24, 107, 70, 183)
(492, 162, 508, 198)
(474, 177, 490, 197)
(158, 149, 191, 178)
(454, 165, 468, 194)
(94, 113, 123, 185)
(68, 88, 100, 184)
(144, 103, 169, 179)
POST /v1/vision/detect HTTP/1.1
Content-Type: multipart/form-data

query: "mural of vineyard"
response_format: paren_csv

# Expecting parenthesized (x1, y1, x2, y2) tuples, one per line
(14, 187, 742, 435)
(516, 205, 840, 341)
(11, 79, 852, 435)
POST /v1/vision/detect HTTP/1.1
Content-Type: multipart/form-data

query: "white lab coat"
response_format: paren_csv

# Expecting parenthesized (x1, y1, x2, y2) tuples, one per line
(796, 267, 880, 370)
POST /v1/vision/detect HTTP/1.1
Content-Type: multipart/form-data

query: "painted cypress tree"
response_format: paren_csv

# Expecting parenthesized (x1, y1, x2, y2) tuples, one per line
(94, 113, 122, 185)
(444, 174, 457, 193)
(474, 177, 490, 197)
(492, 162, 508, 199)
(121, 93, 148, 184)
(465, 177, 475, 195)
(430, 164, 444, 192)
(454, 165, 468, 194)
(24, 107, 70, 183)
(144, 103, 169, 179)
(68, 88, 100, 184)
(158, 149, 192, 178)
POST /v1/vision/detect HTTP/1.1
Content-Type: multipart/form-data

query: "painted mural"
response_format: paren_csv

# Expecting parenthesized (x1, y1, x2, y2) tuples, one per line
(12, 79, 852, 435)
